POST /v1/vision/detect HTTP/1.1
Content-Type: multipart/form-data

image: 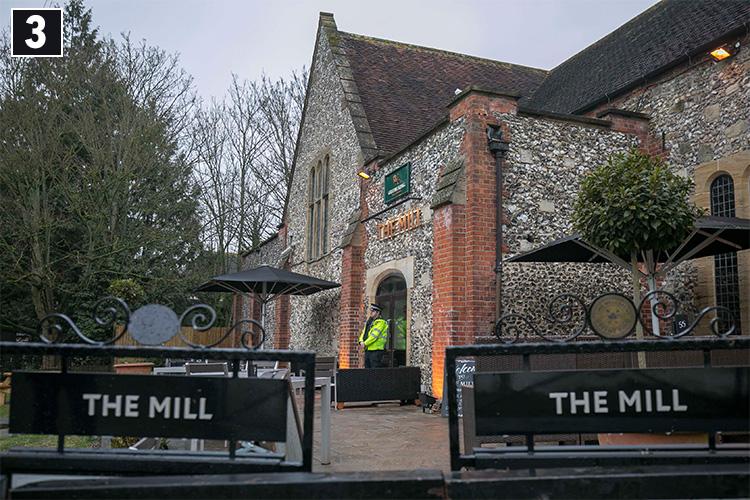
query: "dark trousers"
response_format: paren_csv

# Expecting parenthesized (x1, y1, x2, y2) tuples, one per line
(365, 350, 384, 368)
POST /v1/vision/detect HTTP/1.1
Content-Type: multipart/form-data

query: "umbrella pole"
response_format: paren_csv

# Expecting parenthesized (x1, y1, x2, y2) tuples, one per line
(260, 301, 266, 349)
(645, 250, 661, 337)
(647, 274, 661, 337)
(631, 253, 647, 368)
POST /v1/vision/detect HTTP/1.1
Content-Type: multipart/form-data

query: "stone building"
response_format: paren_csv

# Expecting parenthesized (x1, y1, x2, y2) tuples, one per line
(244, 0, 750, 397)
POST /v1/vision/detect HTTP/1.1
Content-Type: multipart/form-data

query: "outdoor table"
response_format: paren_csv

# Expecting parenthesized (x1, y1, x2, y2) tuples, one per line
(152, 366, 187, 375)
(153, 367, 330, 464)
(291, 376, 331, 465)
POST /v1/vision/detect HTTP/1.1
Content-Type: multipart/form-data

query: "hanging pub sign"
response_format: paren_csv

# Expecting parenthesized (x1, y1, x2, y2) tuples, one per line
(384, 163, 411, 204)
(9, 372, 288, 442)
(473, 367, 749, 436)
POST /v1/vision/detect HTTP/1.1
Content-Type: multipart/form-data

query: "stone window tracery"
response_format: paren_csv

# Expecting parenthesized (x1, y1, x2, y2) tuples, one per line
(307, 155, 330, 259)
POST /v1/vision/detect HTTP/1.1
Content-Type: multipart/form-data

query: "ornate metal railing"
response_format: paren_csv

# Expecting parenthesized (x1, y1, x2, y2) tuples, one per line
(494, 290, 737, 342)
(36, 297, 265, 349)
(0, 298, 317, 479)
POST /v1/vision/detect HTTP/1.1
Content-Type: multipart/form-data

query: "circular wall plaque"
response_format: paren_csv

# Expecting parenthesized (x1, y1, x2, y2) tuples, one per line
(588, 293, 637, 339)
(129, 304, 180, 345)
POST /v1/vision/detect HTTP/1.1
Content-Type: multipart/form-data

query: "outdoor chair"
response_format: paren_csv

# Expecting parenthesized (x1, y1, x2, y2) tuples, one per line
(247, 360, 278, 377)
(312, 356, 337, 407)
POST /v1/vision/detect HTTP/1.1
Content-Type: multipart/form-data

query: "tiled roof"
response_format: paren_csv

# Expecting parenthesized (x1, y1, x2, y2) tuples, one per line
(340, 32, 547, 158)
(526, 0, 750, 114)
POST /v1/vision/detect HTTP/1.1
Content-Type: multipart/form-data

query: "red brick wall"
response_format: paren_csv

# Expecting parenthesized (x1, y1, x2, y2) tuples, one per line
(461, 110, 505, 344)
(274, 295, 291, 349)
(431, 91, 518, 397)
(337, 241, 366, 368)
(592, 111, 666, 158)
(337, 177, 369, 369)
(431, 203, 467, 397)
(274, 224, 291, 350)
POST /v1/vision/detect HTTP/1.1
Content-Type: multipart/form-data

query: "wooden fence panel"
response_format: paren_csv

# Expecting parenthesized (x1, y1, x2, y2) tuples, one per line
(114, 327, 235, 348)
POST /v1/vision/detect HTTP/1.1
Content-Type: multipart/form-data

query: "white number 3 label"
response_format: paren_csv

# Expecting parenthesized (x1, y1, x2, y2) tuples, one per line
(25, 14, 46, 49)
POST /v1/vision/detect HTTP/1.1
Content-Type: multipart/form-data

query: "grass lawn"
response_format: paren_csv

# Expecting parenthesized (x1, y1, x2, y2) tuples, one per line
(1, 405, 99, 451)
(0, 434, 98, 452)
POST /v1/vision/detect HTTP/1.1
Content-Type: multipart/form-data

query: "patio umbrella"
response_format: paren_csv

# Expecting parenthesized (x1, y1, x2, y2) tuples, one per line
(505, 216, 750, 335)
(196, 265, 340, 346)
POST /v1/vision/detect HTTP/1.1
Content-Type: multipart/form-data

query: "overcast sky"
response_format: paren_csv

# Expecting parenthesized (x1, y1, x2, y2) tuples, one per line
(4, 0, 658, 101)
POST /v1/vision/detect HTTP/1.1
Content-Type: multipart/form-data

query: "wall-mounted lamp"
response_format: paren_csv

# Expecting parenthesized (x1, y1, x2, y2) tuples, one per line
(357, 171, 370, 180)
(709, 42, 739, 62)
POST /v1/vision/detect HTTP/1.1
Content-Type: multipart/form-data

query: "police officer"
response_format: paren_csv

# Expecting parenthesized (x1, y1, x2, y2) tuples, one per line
(358, 303, 388, 368)
(393, 316, 407, 367)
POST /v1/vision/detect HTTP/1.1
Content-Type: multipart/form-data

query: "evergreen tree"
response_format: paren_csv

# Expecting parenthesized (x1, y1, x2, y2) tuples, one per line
(0, 0, 202, 340)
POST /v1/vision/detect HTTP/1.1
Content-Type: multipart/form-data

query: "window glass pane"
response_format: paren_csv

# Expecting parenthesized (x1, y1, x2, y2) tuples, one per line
(710, 175, 735, 217)
(710, 174, 741, 334)
(309, 168, 314, 201)
(307, 205, 314, 259)
(323, 156, 329, 195)
(315, 162, 322, 199)
(377, 276, 407, 294)
(322, 196, 329, 254)
(312, 202, 320, 258)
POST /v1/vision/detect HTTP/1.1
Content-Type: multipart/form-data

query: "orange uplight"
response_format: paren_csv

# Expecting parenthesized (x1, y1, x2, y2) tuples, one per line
(357, 171, 370, 180)
(710, 47, 732, 61)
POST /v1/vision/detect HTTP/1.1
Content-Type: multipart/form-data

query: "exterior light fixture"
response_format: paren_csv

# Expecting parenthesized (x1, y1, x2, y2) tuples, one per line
(709, 42, 738, 62)
(357, 171, 370, 180)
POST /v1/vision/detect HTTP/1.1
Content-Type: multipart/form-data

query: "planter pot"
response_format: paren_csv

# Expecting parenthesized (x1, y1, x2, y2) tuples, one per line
(597, 432, 708, 446)
(114, 362, 154, 375)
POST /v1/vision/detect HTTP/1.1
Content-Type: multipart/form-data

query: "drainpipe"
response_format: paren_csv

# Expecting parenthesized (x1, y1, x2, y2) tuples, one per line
(487, 126, 510, 321)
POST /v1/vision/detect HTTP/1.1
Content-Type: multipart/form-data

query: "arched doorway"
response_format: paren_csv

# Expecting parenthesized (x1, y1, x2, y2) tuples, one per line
(375, 274, 408, 367)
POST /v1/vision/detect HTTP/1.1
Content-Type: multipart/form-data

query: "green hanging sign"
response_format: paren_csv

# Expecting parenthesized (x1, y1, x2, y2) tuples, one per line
(384, 163, 411, 204)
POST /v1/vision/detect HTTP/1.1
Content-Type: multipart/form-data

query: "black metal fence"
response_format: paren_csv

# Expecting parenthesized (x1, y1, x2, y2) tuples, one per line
(446, 290, 750, 472)
(0, 298, 317, 485)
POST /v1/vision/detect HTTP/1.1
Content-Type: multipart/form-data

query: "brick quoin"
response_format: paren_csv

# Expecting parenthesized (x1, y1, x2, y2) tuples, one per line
(459, 93, 515, 343)
(431, 203, 467, 397)
(431, 91, 518, 397)
(337, 173, 369, 370)
(337, 242, 365, 368)
(271, 224, 292, 349)
(274, 294, 291, 350)
(594, 108, 668, 158)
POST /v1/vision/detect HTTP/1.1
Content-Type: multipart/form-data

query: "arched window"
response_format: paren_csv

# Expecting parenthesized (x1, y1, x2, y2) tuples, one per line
(710, 174, 741, 334)
(307, 155, 330, 259)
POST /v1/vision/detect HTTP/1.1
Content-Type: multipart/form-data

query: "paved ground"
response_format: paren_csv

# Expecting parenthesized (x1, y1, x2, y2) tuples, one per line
(310, 402, 451, 473)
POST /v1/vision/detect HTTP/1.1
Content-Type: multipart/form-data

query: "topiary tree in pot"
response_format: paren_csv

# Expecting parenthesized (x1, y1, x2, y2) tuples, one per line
(572, 148, 701, 267)
(573, 149, 706, 446)
(573, 149, 704, 339)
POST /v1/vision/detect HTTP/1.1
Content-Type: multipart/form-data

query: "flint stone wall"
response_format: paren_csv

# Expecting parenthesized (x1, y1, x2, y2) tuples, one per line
(242, 234, 284, 346)
(593, 32, 750, 319)
(499, 112, 637, 322)
(364, 120, 464, 388)
(284, 27, 363, 355)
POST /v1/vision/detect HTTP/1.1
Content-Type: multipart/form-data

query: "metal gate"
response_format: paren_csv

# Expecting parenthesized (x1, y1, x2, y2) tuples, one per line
(0, 297, 317, 488)
(445, 290, 750, 474)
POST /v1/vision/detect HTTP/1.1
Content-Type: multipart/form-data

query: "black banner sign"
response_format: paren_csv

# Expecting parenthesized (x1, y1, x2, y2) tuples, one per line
(442, 359, 475, 417)
(474, 367, 749, 436)
(10, 372, 288, 442)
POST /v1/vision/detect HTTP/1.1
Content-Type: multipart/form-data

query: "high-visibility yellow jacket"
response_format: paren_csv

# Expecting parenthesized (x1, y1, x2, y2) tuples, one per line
(394, 317, 407, 350)
(358, 318, 388, 351)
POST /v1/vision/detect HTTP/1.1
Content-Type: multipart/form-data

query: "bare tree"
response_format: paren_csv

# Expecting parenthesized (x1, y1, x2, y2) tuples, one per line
(254, 69, 307, 218)
(192, 68, 307, 273)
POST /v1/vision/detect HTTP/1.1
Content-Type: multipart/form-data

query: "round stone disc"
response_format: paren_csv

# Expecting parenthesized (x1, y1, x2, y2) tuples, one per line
(589, 293, 637, 339)
(129, 304, 180, 346)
